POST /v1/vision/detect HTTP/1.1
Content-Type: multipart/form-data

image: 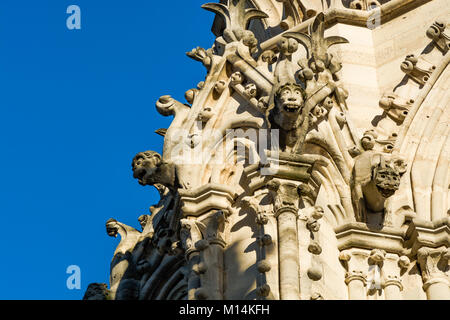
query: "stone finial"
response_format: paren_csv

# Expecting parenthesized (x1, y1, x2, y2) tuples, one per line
(283, 13, 349, 71)
(202, 0, 267, 44)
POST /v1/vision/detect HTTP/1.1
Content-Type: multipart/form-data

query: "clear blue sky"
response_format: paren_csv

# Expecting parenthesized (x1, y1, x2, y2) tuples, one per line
(0, 0, 215, 300)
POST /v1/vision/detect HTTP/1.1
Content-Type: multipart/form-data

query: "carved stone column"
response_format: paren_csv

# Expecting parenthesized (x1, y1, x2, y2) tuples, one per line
(340, 249, 369, 300)
(202, 210, 229, 300)
(268, 180, 301, 300)
(382, 254, 409, 300)
(179, 184, 236, 300)
(417, 247, 450, 300)
(179, 219, 205, 300)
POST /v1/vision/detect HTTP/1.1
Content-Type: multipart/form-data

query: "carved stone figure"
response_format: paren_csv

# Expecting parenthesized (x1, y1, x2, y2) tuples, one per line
(351, 151, 407, 223)
(132, 151, 177, 190)
(271, 83, 307, 132)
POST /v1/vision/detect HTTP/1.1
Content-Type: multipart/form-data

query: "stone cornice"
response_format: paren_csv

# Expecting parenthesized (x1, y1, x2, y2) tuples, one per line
(336, 218, 450, 257)
(263, 151, 328, 182)
(179, 183, 237, 217)
(405, 217, 450, 256)
(336, 222, 406, 255)
(260, 0, 434, 52)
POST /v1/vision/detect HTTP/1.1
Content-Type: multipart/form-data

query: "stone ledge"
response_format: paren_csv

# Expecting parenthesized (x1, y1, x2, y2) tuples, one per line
(179, 183, 238, 217)
(335, 222, 406, 254)
(405, 217, 450, 255)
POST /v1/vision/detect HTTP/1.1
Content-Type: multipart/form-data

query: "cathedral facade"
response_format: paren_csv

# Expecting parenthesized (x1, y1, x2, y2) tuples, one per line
(85, 0, 450, 300)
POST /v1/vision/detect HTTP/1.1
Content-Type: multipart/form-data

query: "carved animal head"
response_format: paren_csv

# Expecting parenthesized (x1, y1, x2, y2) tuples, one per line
(373, 159, 404, 198)
(231, 71, 243, 85)
(273, 83, 307, 130)
(132, 151, 162, 186)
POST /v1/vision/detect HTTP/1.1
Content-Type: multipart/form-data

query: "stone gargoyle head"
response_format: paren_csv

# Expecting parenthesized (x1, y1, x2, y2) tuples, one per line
(372, 157, 406, 198)
(272, 83, 307, 131)
(132, 151, 163, 186)
(132, 151, 176, 190)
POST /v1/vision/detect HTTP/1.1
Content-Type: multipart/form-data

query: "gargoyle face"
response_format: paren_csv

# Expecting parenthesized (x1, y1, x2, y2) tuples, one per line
(231, 72, 243, 85)
(132, 151, 162, 186)
(244, 83, 257, 98)
(373, 165, 401, 198)
(274, 83, 306, 130)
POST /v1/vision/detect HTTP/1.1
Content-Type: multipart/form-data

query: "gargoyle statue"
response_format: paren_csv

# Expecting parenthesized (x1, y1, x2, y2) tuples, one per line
(105, 218, 144, 300)
(132, 151, 177, 191)
(351, 151, 407, 225)
(268, 82, 308, 152)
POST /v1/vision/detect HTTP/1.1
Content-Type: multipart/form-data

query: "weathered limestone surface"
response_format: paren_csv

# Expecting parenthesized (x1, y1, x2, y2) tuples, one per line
(87, 0, 450, 300)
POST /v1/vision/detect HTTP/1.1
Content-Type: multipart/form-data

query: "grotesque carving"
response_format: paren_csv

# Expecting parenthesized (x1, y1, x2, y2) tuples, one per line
(244, 82, 258, 99)
(132, 151, 177, 190)
(105, 218, 144, 300)
(351, 151, 407, 223)
(202, 0, 267, 47)
(426, 20, 450, 54)
(266, 14, 348, 153)
(272, 83, 307, 131)
(267, 83, 309, 152)
(379, 93, 413, 125)
(214, 80, 227, 95)
(401, 54, 436, 86)
(373, 162, 402, 198)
